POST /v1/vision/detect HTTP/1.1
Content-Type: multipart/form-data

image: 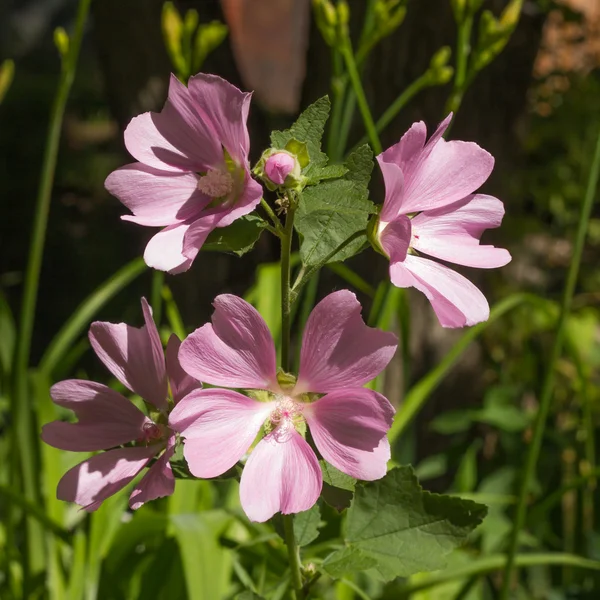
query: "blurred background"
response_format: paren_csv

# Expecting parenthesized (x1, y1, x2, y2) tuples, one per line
(0, 0, 600, 598)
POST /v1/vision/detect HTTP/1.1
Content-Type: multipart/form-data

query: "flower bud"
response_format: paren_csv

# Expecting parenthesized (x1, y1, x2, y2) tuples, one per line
(265, 152, 299, 186)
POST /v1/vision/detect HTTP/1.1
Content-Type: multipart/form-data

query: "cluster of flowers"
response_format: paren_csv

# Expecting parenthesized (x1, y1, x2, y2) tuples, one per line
(42, 73, 510, 521)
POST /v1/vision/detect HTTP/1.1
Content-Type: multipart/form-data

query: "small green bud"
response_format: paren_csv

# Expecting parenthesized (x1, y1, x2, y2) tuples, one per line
(183, 8, 199, 36)
(499, 0, 522, 30)
(0, 59, 15, 105)
(367, 212, 387, 257)
(313, 0, 338, 46)
(276, 369, 297, 391)
(194, 21, 228, 71)
(162, 2, 186, 76)
(254, 146, 305, 191)
(337, 1, 350, 27)
(54, 27, 69, 58)
(449, 0, 466, 22)
(430, 45, 452, 69)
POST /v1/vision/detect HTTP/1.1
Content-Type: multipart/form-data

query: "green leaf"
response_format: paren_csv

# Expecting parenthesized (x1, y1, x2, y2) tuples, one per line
(323, 467, 487, 581)
(321, 546, 378, 578)
(321, 461, 356, 491)
(203, 214, 266, 256)
(271, 96, 330, 175)
(295, 145, 374, 268)
(305, 164, 348, 185)
(293, 504, 322, 546)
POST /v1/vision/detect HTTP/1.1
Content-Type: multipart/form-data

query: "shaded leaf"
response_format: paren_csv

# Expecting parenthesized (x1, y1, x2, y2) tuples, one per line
(293, 504, 322, 546)
(203, 214, 266, 256)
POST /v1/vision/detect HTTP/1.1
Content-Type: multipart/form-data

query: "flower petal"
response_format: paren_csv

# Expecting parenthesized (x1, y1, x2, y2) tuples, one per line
(410, 194, 512, 268)
(88, 298, 168, 409)
(378, 114, 493, 214)
(124, 76, 222, 172)
(169, 388, 273, 478)
(129, 436, 175, 510)
(239, 430, 322, 522)
(179, 294, 278, 390)
(379, 215, 411, 262)
(57, 445, 157, 511)
(181, 213, 223, 262)
(166, 335, 202, 404)
(214, 169, 264, 228)
(304, 388, 394, 480)
(41, 380, 149, 451)
(143, 223, 193, 274)
(390, 254, 489, 327)
(187, 73, 252, 160)
(296, 290, 398, 394)
(105, 163, 209, 227)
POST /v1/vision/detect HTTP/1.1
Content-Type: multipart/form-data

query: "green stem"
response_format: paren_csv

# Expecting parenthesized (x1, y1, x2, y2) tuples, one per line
(151, 270, 165, 325)
(500, 125, 600, 598)
(445, 15, 473, 116)
(261, 197, 284, 235)
(283, 514, 304, 599)
(340, 39, 382, 155)
(328, 48, 346, 160)
(11, 0, 91, 576)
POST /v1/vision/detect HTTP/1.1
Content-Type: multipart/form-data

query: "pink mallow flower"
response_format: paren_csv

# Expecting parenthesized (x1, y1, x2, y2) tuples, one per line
(170, 290, 398, 522)
(375, 114, 511, 328)
(105, 73, 263, 274)
(41, 298, 201, 511)
(264, 151, 297, 185)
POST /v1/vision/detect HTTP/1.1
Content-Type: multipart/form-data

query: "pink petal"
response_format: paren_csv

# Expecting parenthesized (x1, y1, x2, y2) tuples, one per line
(88, 298, 168, 410)
(410, 194, 512, 268)
(41, 380, 149, 451)
(378, 114, 493, 214)
(390, 254, 489, 327)
(239, 430, 322, 522)
(143, 223, 193, 274)
(179, 294, 278, 390)
(182, 213, 223, 262)
(129, 436, 176, 510)
(304, 389, 394, 480)
(212, 169, 263, 228)
(166, 335, 202, 404)
(169, 388, 273, 478)
(187, 73, 252, 160)
(124, 76, 222, 173)
(57, 445, 158, 511)
(296, 290, 398, 394)
(105, 163, 209, 227)
(379, 215, 411, 262)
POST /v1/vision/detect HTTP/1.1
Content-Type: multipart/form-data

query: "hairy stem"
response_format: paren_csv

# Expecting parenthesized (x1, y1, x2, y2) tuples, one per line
(500, 125, 600, 598)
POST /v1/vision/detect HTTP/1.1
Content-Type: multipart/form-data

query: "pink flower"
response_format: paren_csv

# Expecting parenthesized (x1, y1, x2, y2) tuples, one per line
(264, 151, 297, 185)
(170, 290, 397, 522)
(41, 298, 201, 511)
(105, 74, 263, 274)
(376, 114, 511, 328)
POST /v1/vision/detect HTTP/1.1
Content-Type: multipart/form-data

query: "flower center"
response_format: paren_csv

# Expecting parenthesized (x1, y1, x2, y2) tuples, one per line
(197, 169, 234, 198)
(268, 396, 305, 443)
(137, 421, 166, 444)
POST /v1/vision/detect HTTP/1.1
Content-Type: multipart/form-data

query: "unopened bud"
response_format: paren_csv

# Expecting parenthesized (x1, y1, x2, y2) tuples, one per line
(265, 152, 299, 186)
(430, 46, 452, 70)
(54, 27, 69, 58)
(313, 0, 338, 46)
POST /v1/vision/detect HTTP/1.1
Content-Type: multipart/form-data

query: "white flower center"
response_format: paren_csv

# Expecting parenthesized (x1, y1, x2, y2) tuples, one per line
(269, 396, 304, 443)
(197, 169, 234, 198)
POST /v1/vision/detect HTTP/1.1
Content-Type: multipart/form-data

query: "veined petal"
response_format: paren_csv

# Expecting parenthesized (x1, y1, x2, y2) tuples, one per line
(410, 194, 511, 268)
(389, 254, 489, 327)
(296, 290, 397, 394)
(169, 388, 273, 478)
(179, 295, 278, 390)
(143, 223, 193, 274)
(304, 389, 394, 480)
(166, 335, 202, 404)
(379, 215, 411, 262)
(212, 167, 263, 228)
(88, 298, 168, 410)
(239, 430, 322, 522)
(182, 213, 223, 262)
(187, 73, 252, 160)
(129, 436, 175, 510)
(42, 380, 149, 451)
(105, 163, 209, 227)
(57, 445, 157, 511)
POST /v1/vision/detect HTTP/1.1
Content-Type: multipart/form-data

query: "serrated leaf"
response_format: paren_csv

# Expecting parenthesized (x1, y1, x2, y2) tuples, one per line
(305, 164, 349, 185)
(295, 145, 374, 268)
(321, 546, 378, 578)
(324, 466, 487, 581)
(271, 96, 330, 174)
(321, 461, 356, 491)
(203, 215, 265, 256)
(293, 504, 322, 546)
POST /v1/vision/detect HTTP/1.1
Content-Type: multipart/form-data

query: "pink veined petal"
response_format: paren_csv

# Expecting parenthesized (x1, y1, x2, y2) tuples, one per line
(166, 335, 202, 404)
(304, 389, 394, 481)
(212, 167, 263, 228)
(41, 380, 150, 451)
(377, 160, 405, 224)
(129, 436, 175, 510)
(181, 212, 224, 262)
(187, 73, 252, 160)
(179, 294, 278, 390)
(296, 290, 398, 394)
(410, 194, 512, 268)
(57, 445, 158, 511)
(105, 162, 209, 227)
(88, 299, 168, 410)
(239, 429, 322, 522)
(169, 388, 273, 478)
(379, 215, 412, 263)
(143, 222, 193, 274)
(389, 254, 490, 327)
